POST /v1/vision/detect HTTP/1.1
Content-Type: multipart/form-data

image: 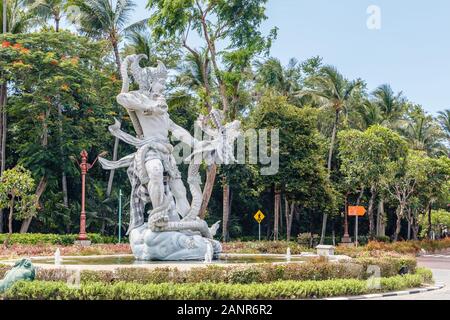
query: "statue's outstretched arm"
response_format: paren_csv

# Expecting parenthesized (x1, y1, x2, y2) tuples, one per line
(169, 119, 198, 147)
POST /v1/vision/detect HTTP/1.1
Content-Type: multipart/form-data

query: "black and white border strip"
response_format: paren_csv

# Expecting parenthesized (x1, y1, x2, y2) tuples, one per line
(325, 283, 445, 300)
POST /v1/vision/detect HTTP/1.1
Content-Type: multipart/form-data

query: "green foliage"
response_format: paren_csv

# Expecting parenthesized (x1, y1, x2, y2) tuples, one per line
(419, 210, 450, 238)
(3, 270, 432, 300)
(0, 166, 38, 226)
(0, 233, 116, 245)
(250, 93, 336, 214)
(339, 125, 408, 191)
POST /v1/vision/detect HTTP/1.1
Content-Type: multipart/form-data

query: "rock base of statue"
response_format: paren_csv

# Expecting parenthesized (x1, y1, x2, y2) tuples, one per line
(129, 223, 222, 261)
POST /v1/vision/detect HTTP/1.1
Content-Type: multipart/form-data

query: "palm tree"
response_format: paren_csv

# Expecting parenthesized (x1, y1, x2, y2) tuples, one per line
(301, 66, 363, 173)
(372, 84, 406, 126)
(26, 0, 65, 31)
(300, 65, 362, 244)
(353, 99, 384, 130)
(72, 0, 146, 198)
(437, 109, 450, 144)
(254, 57, 302, 105)
(1, 0, 33, 34)
(399, 105, 447, 157)
(73, 0, 146, 73)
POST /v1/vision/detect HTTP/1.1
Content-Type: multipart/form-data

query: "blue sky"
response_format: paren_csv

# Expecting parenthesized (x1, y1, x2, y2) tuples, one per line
(133, 0, 450, 115)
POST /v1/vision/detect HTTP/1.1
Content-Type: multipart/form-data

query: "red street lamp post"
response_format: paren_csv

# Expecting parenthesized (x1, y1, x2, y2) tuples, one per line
(76, 150, 101, 243)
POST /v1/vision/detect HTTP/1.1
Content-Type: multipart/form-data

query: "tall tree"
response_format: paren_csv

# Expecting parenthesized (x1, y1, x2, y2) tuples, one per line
(72, 0, 147, 198)
(0, 0, 33, 233)
(437, 109, 450, 149)
(399, 105, 447, 157)
(300, 65, 362, 243)
(27, 0, 71, 209)
(147, 0, 276, 240)
(372, 84, 406, 126)
(339, 126, 408, 237)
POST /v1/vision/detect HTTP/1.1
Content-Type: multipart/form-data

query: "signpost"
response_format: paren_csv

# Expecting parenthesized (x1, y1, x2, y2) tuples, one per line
(348, 206, 366, 247)
(118, 189, 122, 243)
(254, 210, 265, 241)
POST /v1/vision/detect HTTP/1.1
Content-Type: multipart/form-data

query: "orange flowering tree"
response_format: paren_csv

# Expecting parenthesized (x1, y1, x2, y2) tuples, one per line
(0, 31, 127, 234)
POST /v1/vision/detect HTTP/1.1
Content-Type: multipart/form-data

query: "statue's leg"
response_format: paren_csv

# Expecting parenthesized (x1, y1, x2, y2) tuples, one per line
(145, 159, 164, 208)
(169, 177, 190, 218)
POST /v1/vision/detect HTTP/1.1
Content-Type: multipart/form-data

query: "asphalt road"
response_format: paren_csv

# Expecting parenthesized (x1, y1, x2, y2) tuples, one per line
(371, 253, 450, 300)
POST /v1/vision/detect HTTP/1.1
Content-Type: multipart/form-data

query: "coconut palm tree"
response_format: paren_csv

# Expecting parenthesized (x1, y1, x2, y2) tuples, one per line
(26, 0, 65, 31)
(254, 57, 302, 105)
(1, 0, 34, 34)
(372, 84, 406, 127)
(437, 109, 450, 143)
(72, 0, 147, 73)
(399, 105, 447, 157)
(300, 65, 362, 244)
(301, 65, 363, 173)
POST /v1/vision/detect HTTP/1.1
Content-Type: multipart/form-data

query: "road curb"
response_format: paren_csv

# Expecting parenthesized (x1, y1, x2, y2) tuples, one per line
(325, 283, 445, 300)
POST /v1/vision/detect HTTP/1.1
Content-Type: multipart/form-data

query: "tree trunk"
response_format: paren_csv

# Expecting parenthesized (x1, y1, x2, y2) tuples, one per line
(376, 198, 385, 237)
(427, 202, 433, 240)
(273, 186, 280, 241)
(0, 82, 6, 233)
(199, 164, 217, 219)
(0, 82, 6, 174)
(222, 176, 230, 242)
(287, 202, 294, 242)
(407, 208, 412, 240)
(394, 205, 404, 241)
(58, 105, 68, 207)
(320, 110, 339, 244)
(367, 186, 377, 238)
(106, 40, 123, 198)
(20, 176, 48, 233)
(4, 197, 14, 247)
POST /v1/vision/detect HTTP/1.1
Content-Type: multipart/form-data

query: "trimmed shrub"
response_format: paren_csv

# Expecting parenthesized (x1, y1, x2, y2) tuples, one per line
(0, 233, 117, 245)
(1, 256, 415, 285)
(3, 269, 432, 300)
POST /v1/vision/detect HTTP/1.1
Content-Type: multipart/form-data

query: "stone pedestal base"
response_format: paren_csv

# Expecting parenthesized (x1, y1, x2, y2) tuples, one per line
(74, 240, 91, 246)
(341, 234, 352, 244)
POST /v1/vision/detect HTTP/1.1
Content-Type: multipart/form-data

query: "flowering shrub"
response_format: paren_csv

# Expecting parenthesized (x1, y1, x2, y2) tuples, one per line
(222, 241, 311, 254)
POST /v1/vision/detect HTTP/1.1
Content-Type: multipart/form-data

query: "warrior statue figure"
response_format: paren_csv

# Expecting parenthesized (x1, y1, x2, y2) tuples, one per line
(99, 54, 240, 261)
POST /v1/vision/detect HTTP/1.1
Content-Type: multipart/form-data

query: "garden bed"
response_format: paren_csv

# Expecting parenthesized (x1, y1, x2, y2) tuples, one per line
(0, 255, 417, 283)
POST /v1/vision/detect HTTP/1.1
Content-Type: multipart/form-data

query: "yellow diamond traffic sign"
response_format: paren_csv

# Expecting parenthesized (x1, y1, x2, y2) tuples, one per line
(254, 210, 265, 224)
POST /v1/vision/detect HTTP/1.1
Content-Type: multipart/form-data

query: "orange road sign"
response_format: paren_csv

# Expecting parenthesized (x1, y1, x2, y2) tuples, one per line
(254, 210, 265, 224)
(348, 206, 366, 216)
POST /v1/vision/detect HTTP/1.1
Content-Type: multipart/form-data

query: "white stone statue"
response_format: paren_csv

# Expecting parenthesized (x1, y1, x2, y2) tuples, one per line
(99, 54, 240, 261)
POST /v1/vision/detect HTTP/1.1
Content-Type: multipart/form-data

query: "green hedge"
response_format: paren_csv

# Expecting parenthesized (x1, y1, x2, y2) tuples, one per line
(0, 256, 417, 285)
(0, 233, 117, 245)
(3, 269, 432, 300)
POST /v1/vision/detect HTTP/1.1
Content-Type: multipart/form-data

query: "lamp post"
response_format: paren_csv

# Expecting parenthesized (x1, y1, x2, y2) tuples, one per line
(75, 150, 102, 245)
(341, 193, 352, 244)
